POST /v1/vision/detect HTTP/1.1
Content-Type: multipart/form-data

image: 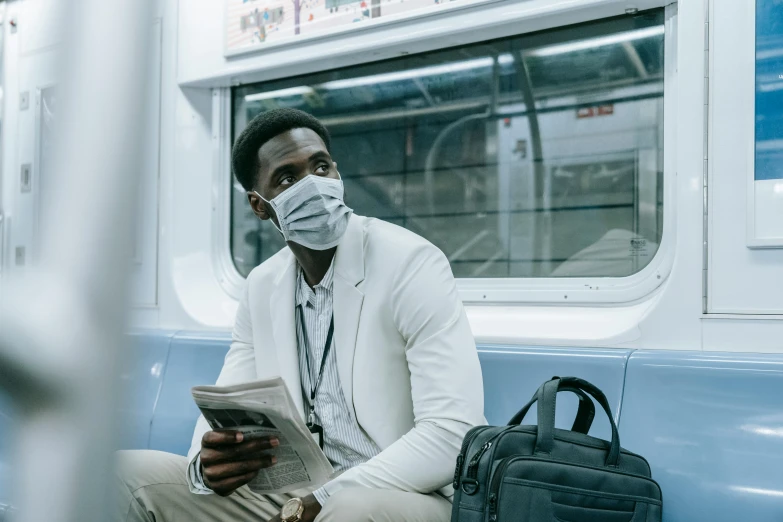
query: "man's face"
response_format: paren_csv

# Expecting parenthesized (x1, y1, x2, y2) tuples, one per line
(247, 127, 339, 225)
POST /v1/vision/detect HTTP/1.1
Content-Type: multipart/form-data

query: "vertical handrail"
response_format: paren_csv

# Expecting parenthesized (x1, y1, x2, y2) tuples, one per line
(0, 0, 152, 521)
(0, 212, 4, 279)
(0, 3, 6, 280)
(512, 47, 547, 276)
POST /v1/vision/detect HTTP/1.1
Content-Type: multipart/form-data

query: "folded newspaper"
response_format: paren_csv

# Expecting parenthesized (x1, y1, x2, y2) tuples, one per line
(191, 377, 334, 495)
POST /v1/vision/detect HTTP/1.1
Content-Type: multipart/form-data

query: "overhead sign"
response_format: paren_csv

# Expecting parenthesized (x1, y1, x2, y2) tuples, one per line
(225, 0, 489, 56)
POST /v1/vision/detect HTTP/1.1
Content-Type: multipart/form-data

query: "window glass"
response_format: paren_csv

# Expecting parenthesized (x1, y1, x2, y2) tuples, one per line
(230, 10, 665, 279)
(755, 0, 783, 181)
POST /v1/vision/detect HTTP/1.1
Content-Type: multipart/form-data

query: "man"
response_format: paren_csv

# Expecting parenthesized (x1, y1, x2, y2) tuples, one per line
(114, 108, 485, 522)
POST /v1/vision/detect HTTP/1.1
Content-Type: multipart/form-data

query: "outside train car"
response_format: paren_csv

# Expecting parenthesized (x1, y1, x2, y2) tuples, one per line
(0, 0, 782, 521)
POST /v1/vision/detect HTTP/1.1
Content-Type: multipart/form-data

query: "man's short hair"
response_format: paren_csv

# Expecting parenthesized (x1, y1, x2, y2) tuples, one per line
(232, 108, 332, 191)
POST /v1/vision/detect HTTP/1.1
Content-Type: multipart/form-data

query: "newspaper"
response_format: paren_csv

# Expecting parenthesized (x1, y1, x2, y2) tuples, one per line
(191, 377, 334, 495)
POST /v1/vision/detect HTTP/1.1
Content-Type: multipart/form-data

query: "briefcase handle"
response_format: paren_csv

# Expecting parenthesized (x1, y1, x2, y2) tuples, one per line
(536, 376, 621, 467)
(507, 385, 596, 435)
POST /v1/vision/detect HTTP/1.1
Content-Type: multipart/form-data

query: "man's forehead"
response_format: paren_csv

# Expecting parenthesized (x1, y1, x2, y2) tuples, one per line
(257, 128, 327, 164)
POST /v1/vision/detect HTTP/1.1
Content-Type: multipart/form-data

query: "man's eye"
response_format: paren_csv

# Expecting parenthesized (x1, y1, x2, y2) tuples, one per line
(280, 175, 296, 185)
(315, 164, 329, 174)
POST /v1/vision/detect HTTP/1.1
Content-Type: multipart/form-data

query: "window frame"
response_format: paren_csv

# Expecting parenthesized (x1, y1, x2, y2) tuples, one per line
(212, 4, 678, 305)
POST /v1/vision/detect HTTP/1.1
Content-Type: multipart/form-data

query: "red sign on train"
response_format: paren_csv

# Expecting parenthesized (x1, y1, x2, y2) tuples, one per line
(577, 104, 615, 119)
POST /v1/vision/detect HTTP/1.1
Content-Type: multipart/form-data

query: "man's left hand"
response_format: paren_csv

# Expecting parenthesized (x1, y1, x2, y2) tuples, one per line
(269, 494, 322, 522)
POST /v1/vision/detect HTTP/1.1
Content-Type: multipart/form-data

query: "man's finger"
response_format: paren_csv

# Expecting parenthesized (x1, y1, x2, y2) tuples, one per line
(203, 456, 276, 481)
(201, 438, 279, 463)
(208, 471, 259, 497)
(201, 447, 268, 466)
(202, 430, 244, 447)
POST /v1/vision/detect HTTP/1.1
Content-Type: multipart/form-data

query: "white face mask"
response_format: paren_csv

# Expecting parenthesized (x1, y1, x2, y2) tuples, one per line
(255, 174, 353, 250)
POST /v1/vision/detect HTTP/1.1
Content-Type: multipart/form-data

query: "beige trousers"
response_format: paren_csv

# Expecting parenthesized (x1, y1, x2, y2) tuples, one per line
(113, 450, 452, 522)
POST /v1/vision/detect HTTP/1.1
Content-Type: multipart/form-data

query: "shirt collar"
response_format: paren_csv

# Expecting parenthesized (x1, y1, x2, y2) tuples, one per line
(295, 258, 335, 308)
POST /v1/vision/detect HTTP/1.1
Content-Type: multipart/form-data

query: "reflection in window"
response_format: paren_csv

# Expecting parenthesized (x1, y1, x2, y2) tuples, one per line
(231, 10, 665, 279)
(755, 0, 783, 181)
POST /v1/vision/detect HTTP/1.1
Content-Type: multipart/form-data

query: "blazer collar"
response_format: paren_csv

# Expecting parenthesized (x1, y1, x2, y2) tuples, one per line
(268, 253, 302, 418)
(333, 215, 365, 287)
(331, 215, 365, 420)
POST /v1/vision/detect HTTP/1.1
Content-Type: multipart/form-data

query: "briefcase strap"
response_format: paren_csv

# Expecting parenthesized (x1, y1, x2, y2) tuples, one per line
(536, 377, 621, 467)
(508, 385, 596, 435)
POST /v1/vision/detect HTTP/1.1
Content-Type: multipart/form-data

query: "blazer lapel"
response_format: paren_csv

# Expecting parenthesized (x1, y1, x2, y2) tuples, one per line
(269, 252, 305, 419)
(333, 216, 365, 420)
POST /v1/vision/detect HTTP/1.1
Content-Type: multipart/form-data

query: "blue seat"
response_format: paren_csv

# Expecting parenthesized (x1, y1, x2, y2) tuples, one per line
(148, 331, 231, 456)
(619, 350, 783, 522)
(117, 330, 175, 450)
(478, 345, 631, 440)
(4, 328, 783, 522)
(142, 339, 632, 455)
(141, 340, 632, 454)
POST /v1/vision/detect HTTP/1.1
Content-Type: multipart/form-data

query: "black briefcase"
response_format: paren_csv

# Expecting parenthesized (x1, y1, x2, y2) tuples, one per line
(451, 376, 662, 522)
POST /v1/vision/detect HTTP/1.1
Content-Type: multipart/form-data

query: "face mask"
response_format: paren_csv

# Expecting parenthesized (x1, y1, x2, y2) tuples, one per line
(255, 174, 353, 250)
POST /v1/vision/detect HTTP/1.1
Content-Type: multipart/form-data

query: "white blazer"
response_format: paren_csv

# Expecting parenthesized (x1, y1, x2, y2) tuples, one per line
(187, 215, 486, 499)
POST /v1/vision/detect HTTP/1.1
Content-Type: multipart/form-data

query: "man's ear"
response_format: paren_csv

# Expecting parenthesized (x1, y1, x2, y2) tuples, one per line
(248, 191, 270, 220)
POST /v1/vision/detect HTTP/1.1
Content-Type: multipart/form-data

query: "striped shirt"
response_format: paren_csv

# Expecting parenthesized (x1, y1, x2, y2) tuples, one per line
(296, 261, 381, 505)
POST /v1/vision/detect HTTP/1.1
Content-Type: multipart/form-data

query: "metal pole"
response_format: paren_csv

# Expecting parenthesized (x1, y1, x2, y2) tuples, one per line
(0, 3, 6, 280)
(0, 0, 152, 520)
(512, 48, 547, 276)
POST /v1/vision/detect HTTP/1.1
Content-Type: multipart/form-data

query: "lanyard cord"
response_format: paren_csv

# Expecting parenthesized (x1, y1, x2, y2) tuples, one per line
(297, 305, 335, 425)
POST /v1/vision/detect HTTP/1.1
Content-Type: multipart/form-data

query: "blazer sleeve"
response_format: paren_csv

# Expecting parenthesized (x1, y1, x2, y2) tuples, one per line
(320, 243, 486, 499)
(185, 280, 258, 493)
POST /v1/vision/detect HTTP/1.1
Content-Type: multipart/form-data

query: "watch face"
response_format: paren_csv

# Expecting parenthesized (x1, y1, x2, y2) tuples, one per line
(281, 498, 302, 520)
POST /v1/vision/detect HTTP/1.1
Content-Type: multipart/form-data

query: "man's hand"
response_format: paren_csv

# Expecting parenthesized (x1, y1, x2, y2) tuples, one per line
(200, 430, 278, 496)
(268, 494, 322, 522)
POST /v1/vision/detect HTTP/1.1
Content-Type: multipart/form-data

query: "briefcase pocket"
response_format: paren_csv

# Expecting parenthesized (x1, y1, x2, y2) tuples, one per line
(494, 479, 655, 522)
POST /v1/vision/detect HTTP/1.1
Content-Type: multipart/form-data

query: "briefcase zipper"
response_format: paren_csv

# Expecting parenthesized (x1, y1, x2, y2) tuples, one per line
(497, 455, 662, 485)
(462, 427, 519, 495)
(467, 441, 493, 478)
(460, 440, 493, 494)
(488, 456, 514, 519)
(488, 493, 498, 522)
(453, 454, 465, 489)
(453, 426, 490, 488)
(462, 427, 534, 500)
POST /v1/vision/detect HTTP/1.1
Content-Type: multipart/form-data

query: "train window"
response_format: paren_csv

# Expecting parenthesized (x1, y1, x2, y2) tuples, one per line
(230, 10, 665, 279)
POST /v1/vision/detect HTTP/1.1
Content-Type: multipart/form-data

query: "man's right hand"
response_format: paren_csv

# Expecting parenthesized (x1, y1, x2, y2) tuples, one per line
(200, 430, 279, 496)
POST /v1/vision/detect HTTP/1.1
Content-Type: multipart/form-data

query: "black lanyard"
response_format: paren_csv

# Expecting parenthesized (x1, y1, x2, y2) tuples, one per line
(297, 306, 334, 428)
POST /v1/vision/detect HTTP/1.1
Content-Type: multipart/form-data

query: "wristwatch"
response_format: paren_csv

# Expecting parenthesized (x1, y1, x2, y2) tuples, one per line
(281, 497, 305, 522)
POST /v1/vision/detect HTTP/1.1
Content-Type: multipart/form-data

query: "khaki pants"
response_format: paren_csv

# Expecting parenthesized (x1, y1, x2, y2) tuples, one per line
(113, 450, 452, 522)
